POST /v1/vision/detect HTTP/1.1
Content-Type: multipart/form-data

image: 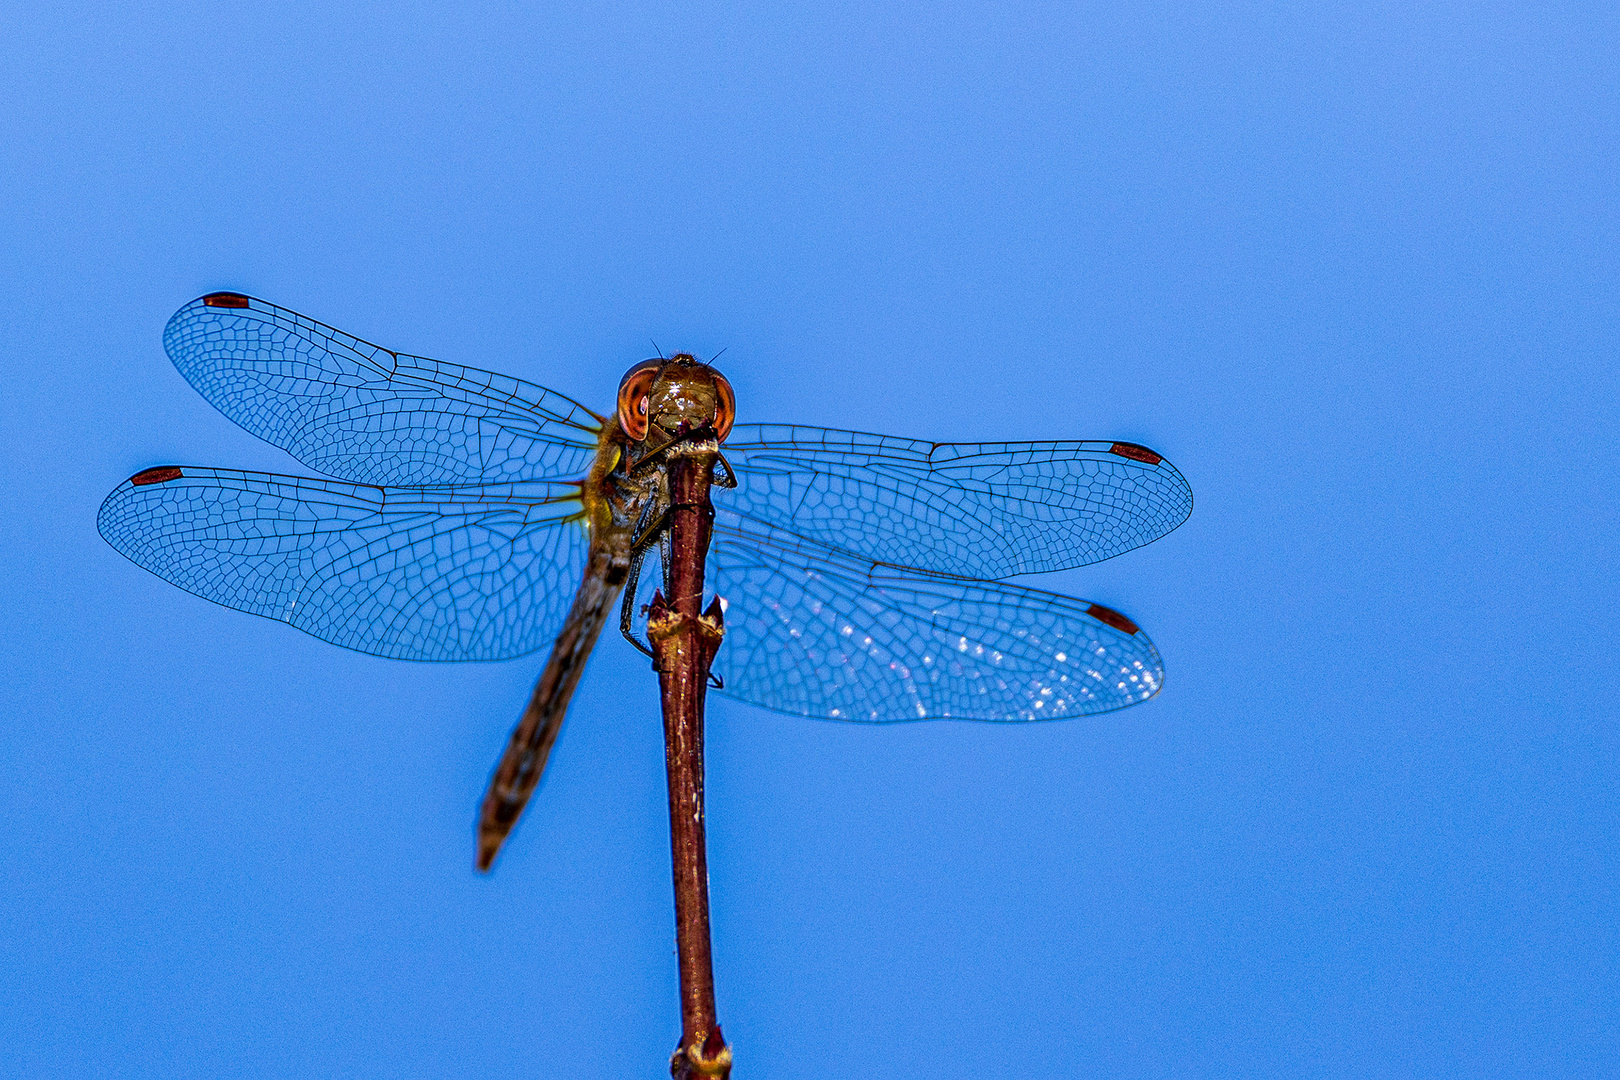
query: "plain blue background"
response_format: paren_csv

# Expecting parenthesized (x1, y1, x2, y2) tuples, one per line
(3, 2, 1616, 1076)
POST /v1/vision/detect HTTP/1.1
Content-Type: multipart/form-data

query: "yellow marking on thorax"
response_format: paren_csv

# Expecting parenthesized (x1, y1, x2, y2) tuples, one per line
(578, 416, 634, 538)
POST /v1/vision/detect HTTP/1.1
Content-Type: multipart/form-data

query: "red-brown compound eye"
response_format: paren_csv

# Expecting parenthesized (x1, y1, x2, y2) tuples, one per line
(710, 371, 735, 443)
(617, 360, 661, 441)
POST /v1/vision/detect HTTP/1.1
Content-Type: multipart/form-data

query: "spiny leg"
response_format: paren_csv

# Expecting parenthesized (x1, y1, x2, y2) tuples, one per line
(619, 498, 672, 659)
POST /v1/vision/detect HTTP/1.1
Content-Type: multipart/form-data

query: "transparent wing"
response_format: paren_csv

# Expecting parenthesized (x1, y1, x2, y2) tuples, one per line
(163, 293, 603, 486)
(694, 513, 1163, 722)
(721, 425, 1192, 579)
(98, 466, 590, 662)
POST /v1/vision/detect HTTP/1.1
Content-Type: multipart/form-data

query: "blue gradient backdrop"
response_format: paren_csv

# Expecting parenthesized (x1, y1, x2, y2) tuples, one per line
(2, 3, 1616, 1077)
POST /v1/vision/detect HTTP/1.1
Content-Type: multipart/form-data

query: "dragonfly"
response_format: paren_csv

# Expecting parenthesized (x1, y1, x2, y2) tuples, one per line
(98, 293, 1193, 872)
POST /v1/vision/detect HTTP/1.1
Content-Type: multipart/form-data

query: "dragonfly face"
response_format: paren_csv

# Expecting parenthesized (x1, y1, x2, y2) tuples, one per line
(617, 354, 735, 444)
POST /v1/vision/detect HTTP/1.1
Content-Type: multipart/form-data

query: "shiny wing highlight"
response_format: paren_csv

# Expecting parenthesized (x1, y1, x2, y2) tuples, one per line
(163, 294, 602, 486)
(700, 513, 1163, 722)
(722, 425, 1192, 579)
(98, 466, 589, 662)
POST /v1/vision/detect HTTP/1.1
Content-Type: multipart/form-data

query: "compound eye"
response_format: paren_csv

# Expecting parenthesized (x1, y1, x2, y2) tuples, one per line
(711, 371, 735, 442)
(617, 360, 661, 441)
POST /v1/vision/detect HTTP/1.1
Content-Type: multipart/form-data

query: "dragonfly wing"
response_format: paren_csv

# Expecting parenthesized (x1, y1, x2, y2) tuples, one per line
(706, 514, 1164, 722)
(163, 294, 602, 486)
(98, 467, 589, 662)
(722, 425, 1192, 578)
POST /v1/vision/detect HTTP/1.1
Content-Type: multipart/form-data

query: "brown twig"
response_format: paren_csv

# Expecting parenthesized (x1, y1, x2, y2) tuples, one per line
(647, 442, 732, 1078)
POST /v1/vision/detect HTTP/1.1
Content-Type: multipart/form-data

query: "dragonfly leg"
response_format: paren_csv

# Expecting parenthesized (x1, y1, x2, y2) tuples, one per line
(711, 451, 738, 489)
(629, 422, 683, 475)
(619, 548, 657, 661)
(620, 501, 673, 660)
(630, 497, 671, 553)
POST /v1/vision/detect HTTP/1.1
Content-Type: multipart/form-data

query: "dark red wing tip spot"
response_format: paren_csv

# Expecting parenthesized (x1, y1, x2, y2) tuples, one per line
(201, 292, 251, 308)
(1109, 442, 1163, 465)
(1086, 603, 1139, 636)
(130, 466, 184, 486)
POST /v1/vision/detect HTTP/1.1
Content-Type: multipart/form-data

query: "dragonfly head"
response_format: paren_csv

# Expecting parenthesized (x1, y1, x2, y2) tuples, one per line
(617, 354, 735, 444)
